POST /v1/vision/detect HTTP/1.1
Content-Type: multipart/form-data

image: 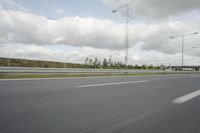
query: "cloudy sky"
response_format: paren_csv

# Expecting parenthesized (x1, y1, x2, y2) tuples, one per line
(1, 0, 200, 66)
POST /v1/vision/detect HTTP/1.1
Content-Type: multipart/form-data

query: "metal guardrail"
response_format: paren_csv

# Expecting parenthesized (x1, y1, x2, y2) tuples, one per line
(0, 67, 165, 73)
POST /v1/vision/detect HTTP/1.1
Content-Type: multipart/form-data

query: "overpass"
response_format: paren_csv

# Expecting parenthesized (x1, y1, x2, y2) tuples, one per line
(170, 66, 200, 71)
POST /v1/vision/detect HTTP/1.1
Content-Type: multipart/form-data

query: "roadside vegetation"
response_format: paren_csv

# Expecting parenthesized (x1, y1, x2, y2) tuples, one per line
(0, 57, 162, 70)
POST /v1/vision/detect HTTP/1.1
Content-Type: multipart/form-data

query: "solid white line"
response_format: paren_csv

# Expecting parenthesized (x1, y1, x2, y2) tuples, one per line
(173, 90, 200, 104)
(76, 80, 148, 88)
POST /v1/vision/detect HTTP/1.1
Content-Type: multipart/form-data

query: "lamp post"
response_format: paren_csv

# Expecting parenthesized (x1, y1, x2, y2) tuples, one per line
(170, 32, 198, 69)
(112, 3, 131, 73)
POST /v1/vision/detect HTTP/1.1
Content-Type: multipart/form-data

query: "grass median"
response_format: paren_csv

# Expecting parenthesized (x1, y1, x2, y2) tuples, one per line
(0, 71, 199, 79)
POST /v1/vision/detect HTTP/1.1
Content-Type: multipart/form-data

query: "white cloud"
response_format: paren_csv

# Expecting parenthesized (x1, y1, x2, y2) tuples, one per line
(0, 10, 126, 50)
(0, 8, 200, 65)
(103, 0, 200, 20)
(1, 10, 200, 55)
(0, 43, 60, 60)
(140, 21, 200, 54)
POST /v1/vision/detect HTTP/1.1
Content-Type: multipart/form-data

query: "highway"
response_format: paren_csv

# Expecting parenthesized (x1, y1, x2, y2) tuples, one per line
(0, 74, 200, 133)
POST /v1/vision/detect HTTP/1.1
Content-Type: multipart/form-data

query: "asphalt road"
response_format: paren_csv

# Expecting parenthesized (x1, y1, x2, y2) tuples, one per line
(0, 74, 200, 133)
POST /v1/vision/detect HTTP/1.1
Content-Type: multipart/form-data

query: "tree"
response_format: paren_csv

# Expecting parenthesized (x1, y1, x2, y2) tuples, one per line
(88, 58, 93, 68)
(93, 57, 98, 68)
(141, 64, 146, 69)
(103, 58, 108, 68)
(85, 57, 89, 65)
(134, 65, 140, 69)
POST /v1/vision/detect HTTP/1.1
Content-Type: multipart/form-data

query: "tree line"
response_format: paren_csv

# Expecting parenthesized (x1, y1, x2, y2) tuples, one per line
(84, 57, 161, 70)
(84, 57, 125, 69)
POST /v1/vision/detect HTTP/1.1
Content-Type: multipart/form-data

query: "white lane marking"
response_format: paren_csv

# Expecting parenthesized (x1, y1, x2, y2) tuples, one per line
(173, 90, 200, 104)
(76, 80, 148, 88)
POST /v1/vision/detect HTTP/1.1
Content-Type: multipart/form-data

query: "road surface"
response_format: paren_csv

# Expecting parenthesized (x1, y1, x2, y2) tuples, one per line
(0, 74, 200, 133)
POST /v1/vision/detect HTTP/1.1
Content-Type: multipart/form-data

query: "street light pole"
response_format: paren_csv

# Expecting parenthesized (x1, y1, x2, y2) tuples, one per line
(112, 4, 131, 73)
(181, 33, 184, 67)
(125, 4, 130, 71)
(170, 32, 198, 69)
